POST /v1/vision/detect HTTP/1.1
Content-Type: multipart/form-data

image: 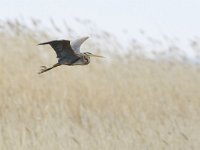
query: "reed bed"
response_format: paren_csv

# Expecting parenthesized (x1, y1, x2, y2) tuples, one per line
(0, 19, 200, 150)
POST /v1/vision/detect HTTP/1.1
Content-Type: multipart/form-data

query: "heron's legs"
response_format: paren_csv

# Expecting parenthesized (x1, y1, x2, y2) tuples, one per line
(38, 63, 61, 74)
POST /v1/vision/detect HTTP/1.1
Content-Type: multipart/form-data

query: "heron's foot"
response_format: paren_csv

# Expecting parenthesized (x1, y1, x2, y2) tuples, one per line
(38, 66, 48, 74)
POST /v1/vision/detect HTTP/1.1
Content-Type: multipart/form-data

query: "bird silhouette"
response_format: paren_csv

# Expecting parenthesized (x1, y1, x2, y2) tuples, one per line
(37, 37, 104, 74)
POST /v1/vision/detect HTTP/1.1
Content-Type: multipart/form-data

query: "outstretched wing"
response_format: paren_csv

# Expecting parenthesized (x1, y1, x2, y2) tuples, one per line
(70, 37, 89, 53)
(38, 40, 80, 61)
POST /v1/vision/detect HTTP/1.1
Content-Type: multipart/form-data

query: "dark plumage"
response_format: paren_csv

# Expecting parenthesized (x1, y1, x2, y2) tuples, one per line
(37, 37, 104, 74)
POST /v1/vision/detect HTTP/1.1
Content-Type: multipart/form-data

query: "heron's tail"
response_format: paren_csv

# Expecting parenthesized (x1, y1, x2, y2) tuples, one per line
(38, 63, 60, 74)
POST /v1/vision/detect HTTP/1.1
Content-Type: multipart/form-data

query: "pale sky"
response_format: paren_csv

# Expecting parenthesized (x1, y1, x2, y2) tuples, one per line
(1, 0, 200, 39)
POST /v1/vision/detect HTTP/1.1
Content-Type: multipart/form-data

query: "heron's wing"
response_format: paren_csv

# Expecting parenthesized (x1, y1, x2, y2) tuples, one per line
(38, 40, 79, 61)
(70, 37, 89, 53)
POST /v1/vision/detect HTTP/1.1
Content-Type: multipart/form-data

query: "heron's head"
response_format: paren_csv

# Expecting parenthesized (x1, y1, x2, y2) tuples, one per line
(84, 52, 105, 58)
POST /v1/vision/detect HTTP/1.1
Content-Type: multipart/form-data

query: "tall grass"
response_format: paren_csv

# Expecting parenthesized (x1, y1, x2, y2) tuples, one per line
(0, 19, 200, 150)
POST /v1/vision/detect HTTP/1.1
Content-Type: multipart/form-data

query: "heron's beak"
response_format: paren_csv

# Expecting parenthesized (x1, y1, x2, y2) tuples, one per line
(90, 54, 105, 58)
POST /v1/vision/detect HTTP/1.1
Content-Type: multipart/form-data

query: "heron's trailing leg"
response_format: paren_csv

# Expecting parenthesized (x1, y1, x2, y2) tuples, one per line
(38, 63, 61, 74)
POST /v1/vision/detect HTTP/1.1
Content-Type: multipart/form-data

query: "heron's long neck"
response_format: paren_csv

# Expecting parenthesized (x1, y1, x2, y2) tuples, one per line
(84, 55, 90, 64)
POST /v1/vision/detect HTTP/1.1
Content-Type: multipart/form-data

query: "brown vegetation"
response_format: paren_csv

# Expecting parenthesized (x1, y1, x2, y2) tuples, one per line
(0, 20, 200, 150)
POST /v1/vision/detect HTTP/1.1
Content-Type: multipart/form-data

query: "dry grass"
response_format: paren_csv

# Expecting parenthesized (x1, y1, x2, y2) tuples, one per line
(0, 20, 200, 150)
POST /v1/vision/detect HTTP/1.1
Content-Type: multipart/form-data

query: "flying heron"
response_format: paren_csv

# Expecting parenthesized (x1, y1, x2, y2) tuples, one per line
(37, 37, 104, 74)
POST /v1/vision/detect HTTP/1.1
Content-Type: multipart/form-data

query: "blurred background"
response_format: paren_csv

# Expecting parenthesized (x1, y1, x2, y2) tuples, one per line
(0, 0, 200, 150)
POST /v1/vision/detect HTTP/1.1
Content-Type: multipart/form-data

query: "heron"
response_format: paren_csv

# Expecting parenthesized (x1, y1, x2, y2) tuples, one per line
(37, 37, 104, 74)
